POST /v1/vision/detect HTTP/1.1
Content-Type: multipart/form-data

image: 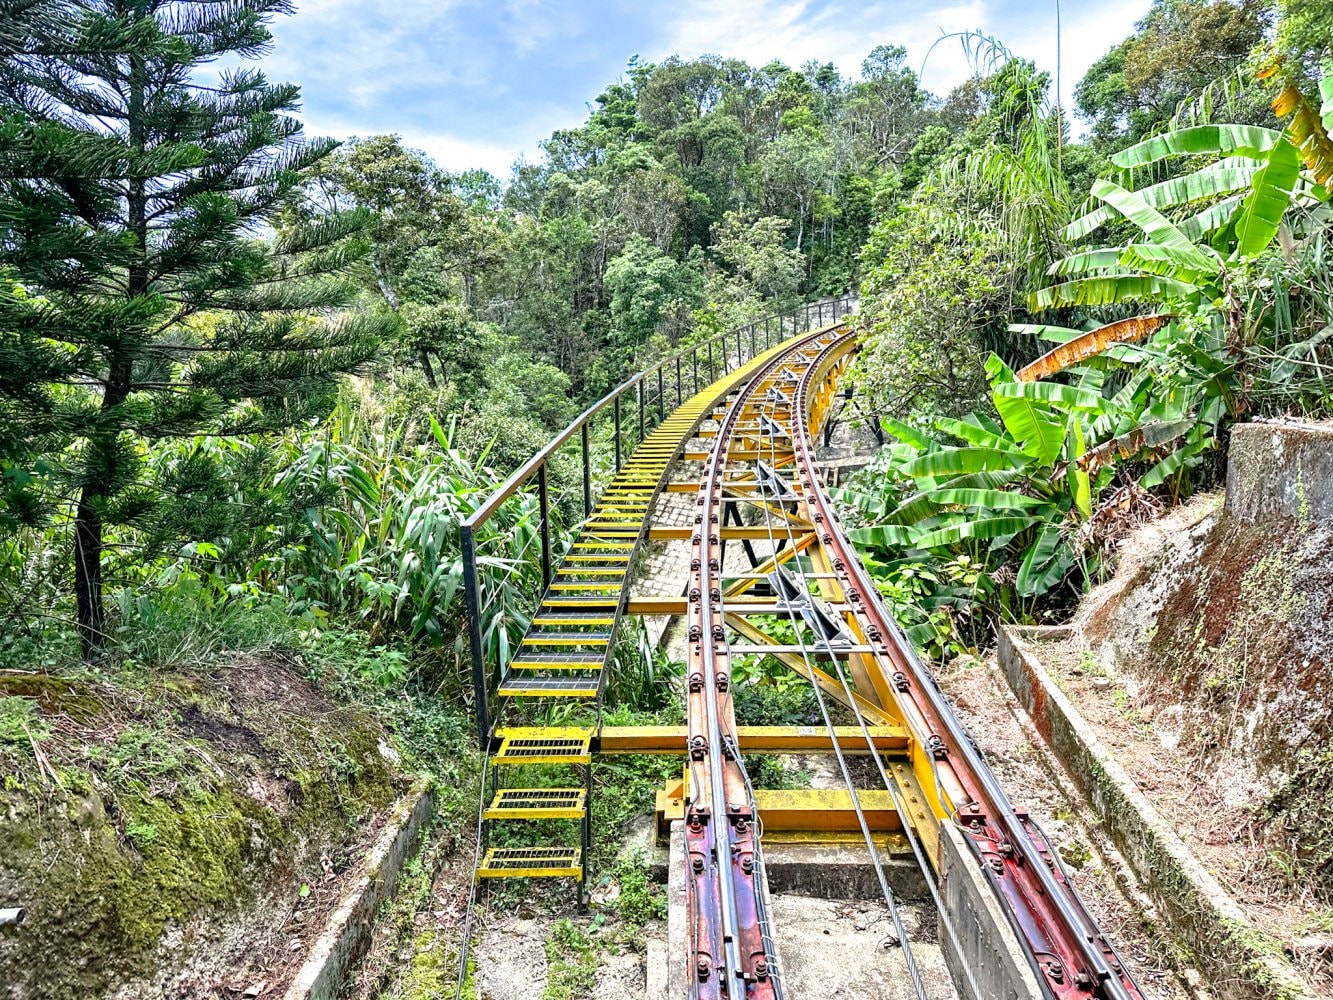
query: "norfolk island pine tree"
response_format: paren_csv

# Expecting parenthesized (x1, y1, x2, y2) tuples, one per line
(0, 0, 392, 655)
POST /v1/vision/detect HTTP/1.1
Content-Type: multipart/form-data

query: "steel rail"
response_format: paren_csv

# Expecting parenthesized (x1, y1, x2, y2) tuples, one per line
(772, 335, 987, 1000)
(789, 335, 1142, 1000)
(461, 295, 856, 747)
(687, 328, 839, 997)
(743, 354, 930, 1000)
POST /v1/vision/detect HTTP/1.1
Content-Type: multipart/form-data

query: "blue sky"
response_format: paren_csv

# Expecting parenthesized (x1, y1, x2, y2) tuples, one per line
(258, 0, 1153, 176)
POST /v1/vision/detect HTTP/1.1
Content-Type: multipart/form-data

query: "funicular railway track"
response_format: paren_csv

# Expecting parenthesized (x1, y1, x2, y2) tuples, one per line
(457, 303, 1144, 999)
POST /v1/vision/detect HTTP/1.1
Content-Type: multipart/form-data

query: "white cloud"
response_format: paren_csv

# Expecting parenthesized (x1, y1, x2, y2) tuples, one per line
(657, 0, 1149, 115)
(298, 113, 538, 176)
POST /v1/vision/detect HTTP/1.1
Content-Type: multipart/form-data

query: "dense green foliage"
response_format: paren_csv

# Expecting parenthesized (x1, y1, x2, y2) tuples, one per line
(842, 4, 1333, 655)
(0, 0, 1330, 719)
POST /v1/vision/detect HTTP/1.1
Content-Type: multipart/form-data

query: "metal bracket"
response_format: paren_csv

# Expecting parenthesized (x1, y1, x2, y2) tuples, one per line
(765, 565, 855, 653)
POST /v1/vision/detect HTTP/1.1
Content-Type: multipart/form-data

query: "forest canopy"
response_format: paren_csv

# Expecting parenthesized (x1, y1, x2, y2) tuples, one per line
(1, 0, 1330, 679)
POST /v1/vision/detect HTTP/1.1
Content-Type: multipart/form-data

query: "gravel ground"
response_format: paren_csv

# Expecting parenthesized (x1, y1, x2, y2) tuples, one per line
(935, 654, 1199, 999)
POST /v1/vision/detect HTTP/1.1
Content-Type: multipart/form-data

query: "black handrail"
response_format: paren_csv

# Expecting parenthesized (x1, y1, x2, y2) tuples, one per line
(459, 294, 858, 744)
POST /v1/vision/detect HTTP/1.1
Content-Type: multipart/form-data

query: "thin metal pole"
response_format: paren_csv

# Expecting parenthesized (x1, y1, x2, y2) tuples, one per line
(614, 394, 622, 472)
(765, 316, 772, 347)
(657, 365, 665, 421)
(538, 463, 552, 589)
(736, 328, 743, 368)
(460, 525, 489, 748)
(581, 422, 592, 517)
(707, 340, 714, 383)
(637, 380, 645, 442)
(750, 323, 756, 357)
(693, 346, 699, 394)
(676, 355, 683, 407)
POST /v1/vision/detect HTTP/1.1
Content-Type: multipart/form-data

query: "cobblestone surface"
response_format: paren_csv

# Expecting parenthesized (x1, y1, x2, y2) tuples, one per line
(624, 393, 880, 660)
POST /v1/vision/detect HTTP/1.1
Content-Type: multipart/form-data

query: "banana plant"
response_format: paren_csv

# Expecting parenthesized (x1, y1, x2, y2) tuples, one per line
(842, 352, 1131, 604)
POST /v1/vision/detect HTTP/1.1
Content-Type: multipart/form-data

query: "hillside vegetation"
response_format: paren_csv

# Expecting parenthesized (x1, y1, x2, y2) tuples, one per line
(2, 0, 1333, 992)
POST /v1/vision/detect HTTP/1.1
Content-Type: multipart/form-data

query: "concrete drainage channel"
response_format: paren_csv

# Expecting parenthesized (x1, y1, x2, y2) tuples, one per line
(283, 780, 434, 1000)
(645, 820, 1040, 999)
(996, 627, 1309, 1000)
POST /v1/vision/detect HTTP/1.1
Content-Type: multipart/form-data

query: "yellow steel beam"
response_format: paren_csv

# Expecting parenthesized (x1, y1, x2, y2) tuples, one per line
(648, 526, 814, 541)
(723, 613, 902, 726)
(656, 778, 901, 836)
(596, 724, 910, 755)
(627, 596, 687, 615)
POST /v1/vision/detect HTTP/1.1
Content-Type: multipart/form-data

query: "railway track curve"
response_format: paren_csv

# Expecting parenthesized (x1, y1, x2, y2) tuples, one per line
(455, 301, 1143, 999)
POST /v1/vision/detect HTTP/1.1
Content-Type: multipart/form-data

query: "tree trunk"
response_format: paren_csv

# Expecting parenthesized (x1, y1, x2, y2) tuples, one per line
(77, 52, 145, 657)
(420, 349, 438, 388)
(73, 494, 105, 657)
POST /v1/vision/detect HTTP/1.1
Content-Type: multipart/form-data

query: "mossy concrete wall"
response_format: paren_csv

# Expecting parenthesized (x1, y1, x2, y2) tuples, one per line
(283, 780, 433, 1000)
(1226, 421, 1333, 522)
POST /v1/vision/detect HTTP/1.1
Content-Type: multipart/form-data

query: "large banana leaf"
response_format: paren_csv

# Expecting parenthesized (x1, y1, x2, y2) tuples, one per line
(991, 390, 1063, 464)
(1116, 243, 1216, 282)
(1141, 425, 1212, 487)
(1048, 249, 1123, 276)
(915, 516, 1037, 550)
(1178, 194, 1246, 243)
(1015, 314, 1172, 381)
(933, 416, 1025, 452)
(1015, 524, 1076, 597)
(1078, 418, 1195, 476)
(1235, 136, 1301, 258)
(1008, 322, 1085, 343)
(995, 379, 1109, 412)
(880, 415, 931, 448)
(1274, 81, 1333, 186)
(1110, 124, 1281, 169)
(927, 488, 1048, 510)
(1064, 161, 1261, 241)
(1090, 179, 1217, 271)
(901, 446, 1028, 479)
(845, 524, 921, 549)
(1032, 275, 1200, 310)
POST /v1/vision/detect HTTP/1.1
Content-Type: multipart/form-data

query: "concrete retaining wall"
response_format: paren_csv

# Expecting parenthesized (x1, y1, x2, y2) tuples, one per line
(1226, 420, 1333, 523)
(938, 822, 1042, 1000)
(996, 628, 1308, 1000)
(283, 781, 435, 1000)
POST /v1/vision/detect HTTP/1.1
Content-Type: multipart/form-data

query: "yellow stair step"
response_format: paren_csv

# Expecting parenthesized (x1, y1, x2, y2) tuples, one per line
(477, 846, 582, 879)
(492, 727, 592, 765)
(484, 787, 586, 821)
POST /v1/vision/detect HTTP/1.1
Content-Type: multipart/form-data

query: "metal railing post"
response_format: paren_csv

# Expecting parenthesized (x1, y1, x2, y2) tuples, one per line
(736, 328, 743, 368)
(657, 365, 665, 421)
(538, 462, 552, 589)
(460, 525, 490, 748)
(580, 421, 592, 517)
(693, 346, 699, 394)
(676, 355, 683, 407)
(637, 380, 645, 442)
(614, 394, 622, 471)
(750, 323, 757, 357)
(707, 340, 714, 383)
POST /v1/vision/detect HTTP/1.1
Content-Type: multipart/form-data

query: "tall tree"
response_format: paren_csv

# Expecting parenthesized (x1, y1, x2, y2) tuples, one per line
(0, 0, 386, 654)
(1076, 0, 1273, 145)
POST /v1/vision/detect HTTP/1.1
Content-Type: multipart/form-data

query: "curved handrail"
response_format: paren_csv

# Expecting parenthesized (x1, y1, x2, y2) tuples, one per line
(458, 293, 857, 744)
(461, 294, 857, 530)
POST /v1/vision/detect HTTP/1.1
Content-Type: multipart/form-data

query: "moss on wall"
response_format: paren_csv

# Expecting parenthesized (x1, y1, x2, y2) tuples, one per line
(0, 658, 401, 1000)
